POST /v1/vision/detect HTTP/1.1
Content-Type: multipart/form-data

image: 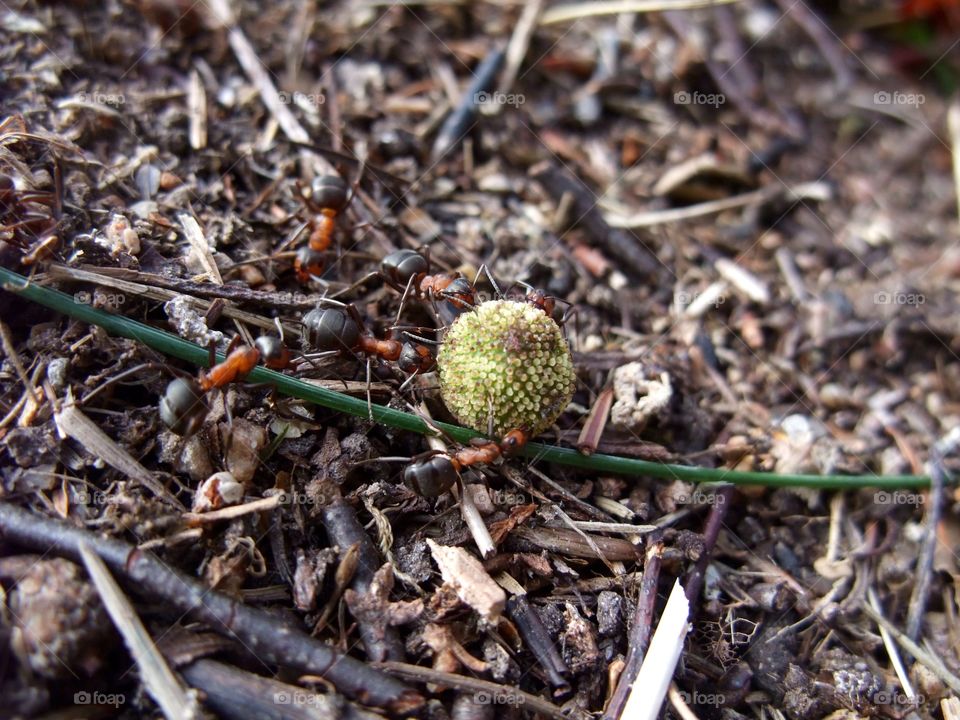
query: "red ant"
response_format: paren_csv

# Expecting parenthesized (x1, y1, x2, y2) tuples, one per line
(293, 175, 349, 283)
(379, 249, 477, 313)
(403, 429, 529, 497)
(160, 335, 292, 436)
(302, 303, 435, 374)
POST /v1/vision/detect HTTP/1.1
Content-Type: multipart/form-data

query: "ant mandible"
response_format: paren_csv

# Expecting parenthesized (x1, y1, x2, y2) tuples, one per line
(160, 335, 291, 436)
(294, 175, 349, 284)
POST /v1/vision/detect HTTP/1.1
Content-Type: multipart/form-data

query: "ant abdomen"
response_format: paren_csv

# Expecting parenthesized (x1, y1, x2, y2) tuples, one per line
(381, 249, 429, 287)
(308, 175, 349, 212)
(160, 377, 209, 436)
(303, 306, 361, 353)
(404, 455, 458, 497)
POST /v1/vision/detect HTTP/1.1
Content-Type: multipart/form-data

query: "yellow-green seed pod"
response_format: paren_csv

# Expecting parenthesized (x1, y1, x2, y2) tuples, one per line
(438, 300, 576, 438)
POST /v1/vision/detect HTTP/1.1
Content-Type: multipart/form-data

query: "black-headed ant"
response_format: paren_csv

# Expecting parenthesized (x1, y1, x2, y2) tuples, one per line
(159, 335, 292, 436)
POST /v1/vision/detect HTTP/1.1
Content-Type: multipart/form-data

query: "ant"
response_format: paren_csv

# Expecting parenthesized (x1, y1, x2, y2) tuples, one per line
(403, 429, 529, 497)
(293, 175, 350, 284)
(160, 335, 292, 436)
(379, 249, 568, 326)
(302, 304, 436, 374)
(379, 249, 477, 313)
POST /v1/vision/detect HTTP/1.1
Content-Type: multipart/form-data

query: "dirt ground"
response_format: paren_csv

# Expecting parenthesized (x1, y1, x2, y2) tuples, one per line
(1, 1, 960, 718)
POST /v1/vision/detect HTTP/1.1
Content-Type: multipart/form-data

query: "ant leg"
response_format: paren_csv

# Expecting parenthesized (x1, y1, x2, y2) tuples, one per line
(345, 162, 364, 208)
(398, 369, 419, 394)
(394, 274, 418, 326)
(330, 270, 381, 299)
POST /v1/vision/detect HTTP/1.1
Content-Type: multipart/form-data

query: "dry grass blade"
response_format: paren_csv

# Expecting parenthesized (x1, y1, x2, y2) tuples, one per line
(77, 541, 201, 720)
(540, 0, 738, 25)
(54, 392, 183, 508)
(620, 579, 690, 720)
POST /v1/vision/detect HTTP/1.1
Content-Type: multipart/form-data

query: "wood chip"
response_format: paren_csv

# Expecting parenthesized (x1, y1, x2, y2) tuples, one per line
(427, 540, 505, 625)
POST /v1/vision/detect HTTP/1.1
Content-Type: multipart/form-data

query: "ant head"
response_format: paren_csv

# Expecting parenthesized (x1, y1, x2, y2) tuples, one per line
(443, 277, 476, 309)
(159, 377, 209, 436)
(500, 429, 528, 455)
(397, 342, 435, 374)
(403, 455, 457, 497)
(307, 175, 349, 212)
(512, 282, 555, 316)
(254, 335, 289, 368)
(295, 246, 326, 282)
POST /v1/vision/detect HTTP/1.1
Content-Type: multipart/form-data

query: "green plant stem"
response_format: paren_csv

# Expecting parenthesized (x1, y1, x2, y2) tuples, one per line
(0, 266, 932, 489)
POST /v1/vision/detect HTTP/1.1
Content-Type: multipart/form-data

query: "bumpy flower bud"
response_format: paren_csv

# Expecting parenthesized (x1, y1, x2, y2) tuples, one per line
(438, 300, 575, 438)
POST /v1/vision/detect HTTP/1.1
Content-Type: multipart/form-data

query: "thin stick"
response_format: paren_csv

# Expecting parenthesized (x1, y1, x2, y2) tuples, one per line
(182, 494, 282, 526)
(320, 499, 406, 662)
(0, 320, 39, 403)
(906, 448, 947, 640)
(505, 593, 569, 691)
(684, 485, 734, 611)
(495, 0, 545, 101)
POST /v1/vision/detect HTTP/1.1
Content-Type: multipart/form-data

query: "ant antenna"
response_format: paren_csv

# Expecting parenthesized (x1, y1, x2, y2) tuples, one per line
(473, 263, 503, 300)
